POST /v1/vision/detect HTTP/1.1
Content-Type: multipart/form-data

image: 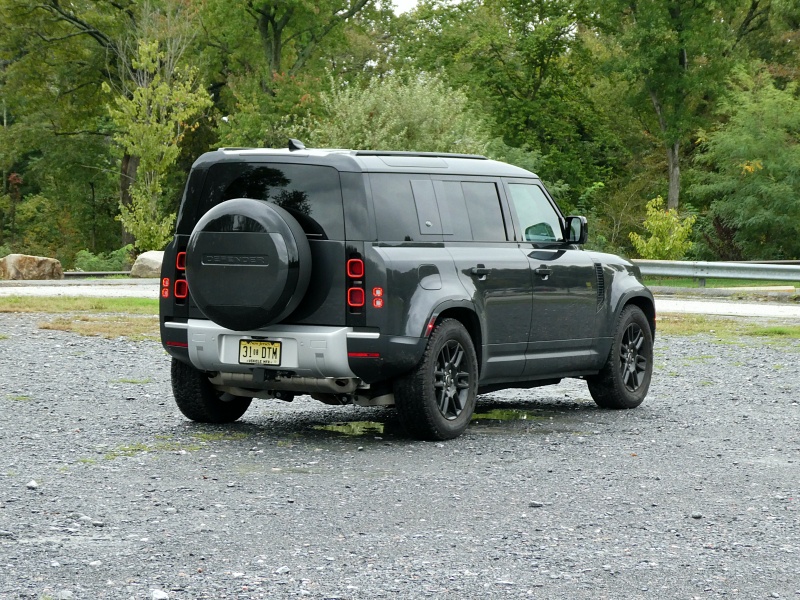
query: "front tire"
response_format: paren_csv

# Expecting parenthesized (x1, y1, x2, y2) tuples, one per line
(587, 305, 653, 409)
(394, 319, 479, 440)
(171, 359, 252, 423)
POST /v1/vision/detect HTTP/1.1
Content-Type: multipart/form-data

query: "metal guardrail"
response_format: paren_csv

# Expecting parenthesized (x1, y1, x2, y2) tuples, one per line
(63, 271, 131, 278)
(632, 260, 800, 284)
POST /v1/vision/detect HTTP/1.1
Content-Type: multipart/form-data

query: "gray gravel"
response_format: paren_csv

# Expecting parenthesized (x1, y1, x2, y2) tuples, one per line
(1, 311, 799, 599)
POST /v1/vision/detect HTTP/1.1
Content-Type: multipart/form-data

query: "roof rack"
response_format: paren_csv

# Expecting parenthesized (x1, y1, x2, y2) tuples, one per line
(353, 150, 488, 160)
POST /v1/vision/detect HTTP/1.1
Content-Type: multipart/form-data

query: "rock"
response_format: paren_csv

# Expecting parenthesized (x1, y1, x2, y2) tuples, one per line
(26, 480, 38, 490)
(151, 591, 169, 600)
(130, 251, 164, 278)
(274, 565, 290, 574)
(691, 512, 703, 519)
(0, 254, 63, 280)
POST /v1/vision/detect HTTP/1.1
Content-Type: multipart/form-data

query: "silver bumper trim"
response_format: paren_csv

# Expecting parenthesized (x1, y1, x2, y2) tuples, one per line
(185, 319, 358, 378)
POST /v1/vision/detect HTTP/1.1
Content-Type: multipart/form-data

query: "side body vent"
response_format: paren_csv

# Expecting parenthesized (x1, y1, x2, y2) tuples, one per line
(593, 262, 606, 311)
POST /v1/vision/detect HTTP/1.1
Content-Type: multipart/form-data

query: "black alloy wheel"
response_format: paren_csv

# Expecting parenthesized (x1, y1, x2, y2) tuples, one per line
(619, 321, 648, 392)
(587, 305, 653, 409)
(394, 319, 479, 440)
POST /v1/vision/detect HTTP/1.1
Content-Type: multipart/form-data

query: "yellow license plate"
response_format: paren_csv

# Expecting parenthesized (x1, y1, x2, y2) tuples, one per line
(238, 340, 281, 366)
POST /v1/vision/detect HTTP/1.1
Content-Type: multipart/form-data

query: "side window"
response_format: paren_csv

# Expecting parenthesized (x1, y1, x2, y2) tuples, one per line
(410, 179, 443, 235)
(370, 174, 421, 241)
(461, 182, 507, 242)
(507, 183, 564, 243)
(433, 180, 473, 241)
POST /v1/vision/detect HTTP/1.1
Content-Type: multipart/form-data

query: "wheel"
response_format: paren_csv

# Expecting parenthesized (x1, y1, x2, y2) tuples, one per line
(587, 305, 653, 409)
(186, 198, 312, 331)
(171, 359, 252, 423)
(394, 319, 479, 440)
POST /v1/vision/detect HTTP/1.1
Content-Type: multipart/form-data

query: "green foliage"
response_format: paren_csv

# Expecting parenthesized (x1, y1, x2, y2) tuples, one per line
(394, 0, 621, 203)
(106, 40, 213, 251)
(74, 245, 134, 272)
(690, 69, 800, 259)
(218, 70, 319, 148)
(309, 73, 491, 154)
(0, 243, 10, 258)
(629, 197, 696, 260)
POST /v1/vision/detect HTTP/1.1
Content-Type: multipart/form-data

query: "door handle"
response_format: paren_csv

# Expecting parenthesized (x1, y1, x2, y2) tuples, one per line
(535, 267, 553, 278)
(470, 265, 491, 277)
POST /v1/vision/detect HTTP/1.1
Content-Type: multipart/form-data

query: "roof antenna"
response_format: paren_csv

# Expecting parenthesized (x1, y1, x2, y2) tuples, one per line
(288, 138, 306, 152)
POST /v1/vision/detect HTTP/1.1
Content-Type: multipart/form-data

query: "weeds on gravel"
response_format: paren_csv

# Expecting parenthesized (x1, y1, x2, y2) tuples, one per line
(5, 395, 31, 401)
(103, 439, 201, 460)
(0, 334, 8, 340)
(192, 431, 251, 442)
(39, 315, 158, 340)
(111, 377, 153, 384)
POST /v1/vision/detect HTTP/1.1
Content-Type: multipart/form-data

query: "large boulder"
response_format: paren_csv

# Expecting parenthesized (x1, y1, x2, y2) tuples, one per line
(130, 251, 164, 278)
(0, 254, 63, 280)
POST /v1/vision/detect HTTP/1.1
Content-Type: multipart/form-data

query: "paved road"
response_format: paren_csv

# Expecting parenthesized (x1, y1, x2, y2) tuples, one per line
(2, 279, 800, 319)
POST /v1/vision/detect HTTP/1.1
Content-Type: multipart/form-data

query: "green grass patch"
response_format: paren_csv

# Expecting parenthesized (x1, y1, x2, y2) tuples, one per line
(5, 395, 31, 402)
(0, 296, 157, 314)
(658, 314, 800, 339)
(0, 334, 8, 340)
(645, 276, 798, 289)
(111, 377, 153, 384)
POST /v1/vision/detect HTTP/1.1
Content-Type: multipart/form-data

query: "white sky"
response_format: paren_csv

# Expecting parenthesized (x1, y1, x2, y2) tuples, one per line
(392, 0, 420, 14)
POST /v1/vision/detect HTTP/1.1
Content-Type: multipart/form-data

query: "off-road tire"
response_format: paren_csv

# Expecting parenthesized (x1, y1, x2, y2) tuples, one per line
(171, 359, 252, 423)
(394, 319, 479, 440)
(587, 305, 653, 409)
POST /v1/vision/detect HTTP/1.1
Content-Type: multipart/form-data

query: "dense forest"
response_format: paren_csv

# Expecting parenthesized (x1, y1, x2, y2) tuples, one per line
(0, 0, 798, 268)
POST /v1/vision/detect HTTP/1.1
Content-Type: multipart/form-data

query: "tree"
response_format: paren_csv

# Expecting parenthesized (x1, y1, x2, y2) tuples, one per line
(309, 72, 491, 153)
(105, 39, 212, 251)
(393, 0, 623, 206)
(690, 69, 800, 259)
(598, 0, 770, 210)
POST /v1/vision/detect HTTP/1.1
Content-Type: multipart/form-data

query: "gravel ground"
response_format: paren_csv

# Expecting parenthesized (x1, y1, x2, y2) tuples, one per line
(1, 312, 799, 600)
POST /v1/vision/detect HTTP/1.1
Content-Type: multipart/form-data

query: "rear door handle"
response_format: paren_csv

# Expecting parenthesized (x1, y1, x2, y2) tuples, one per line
(535, 267, 553, 278)
(470, 265, 491, 277)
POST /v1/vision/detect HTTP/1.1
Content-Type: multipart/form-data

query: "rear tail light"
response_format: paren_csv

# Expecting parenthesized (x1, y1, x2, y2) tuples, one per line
(347, 287, 365, 307)
(346, 254, 365, 314)
(346, 258, 365, 279)
(174, 279, 188, 299)
(176, 251, 186, 271)
(161, 277, 170, 299)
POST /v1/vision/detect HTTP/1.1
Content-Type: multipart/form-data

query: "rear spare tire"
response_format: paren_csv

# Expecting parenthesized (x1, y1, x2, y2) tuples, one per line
(186, 198, 311, 331)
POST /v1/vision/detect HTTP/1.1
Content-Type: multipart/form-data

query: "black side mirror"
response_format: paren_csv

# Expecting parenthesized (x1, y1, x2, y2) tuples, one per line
(565, 216, 588, 245)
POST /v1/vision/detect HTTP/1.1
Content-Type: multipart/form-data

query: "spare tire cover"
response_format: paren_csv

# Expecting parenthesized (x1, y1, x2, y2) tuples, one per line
(186, 198, 312, 331)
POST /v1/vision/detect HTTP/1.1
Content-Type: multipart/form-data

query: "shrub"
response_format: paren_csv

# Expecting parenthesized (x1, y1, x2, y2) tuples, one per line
(629, 197, 696, 260)
(73, 245, 134, 272)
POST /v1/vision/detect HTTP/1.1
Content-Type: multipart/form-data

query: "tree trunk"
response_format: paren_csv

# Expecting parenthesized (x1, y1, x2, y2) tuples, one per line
(649, 88, 681, 210)
(666, 140, 680, 210)
(120, 153, 140, 246)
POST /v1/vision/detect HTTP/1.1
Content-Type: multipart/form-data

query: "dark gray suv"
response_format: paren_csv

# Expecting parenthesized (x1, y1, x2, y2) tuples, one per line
(160, 143, 655, 440)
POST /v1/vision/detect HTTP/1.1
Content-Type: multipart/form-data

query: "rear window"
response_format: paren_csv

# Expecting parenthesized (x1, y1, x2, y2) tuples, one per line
(181, 162, 344, 239)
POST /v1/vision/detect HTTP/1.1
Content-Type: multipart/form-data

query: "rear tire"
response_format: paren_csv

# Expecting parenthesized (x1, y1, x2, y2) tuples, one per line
(394, 319, 478, 441)
(171, 359, 252, 423)
(587, 305, 653, 409)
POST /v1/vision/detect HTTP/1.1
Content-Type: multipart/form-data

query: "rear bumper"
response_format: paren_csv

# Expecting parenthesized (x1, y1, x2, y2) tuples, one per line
(165, 319, 358, 378)
(162, 319, 428, 387)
